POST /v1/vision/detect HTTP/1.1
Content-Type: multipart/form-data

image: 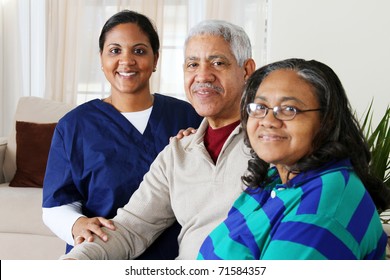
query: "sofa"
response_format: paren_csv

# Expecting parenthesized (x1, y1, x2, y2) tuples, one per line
(0, 96, 75, 259)
(382, 210, 390, 259)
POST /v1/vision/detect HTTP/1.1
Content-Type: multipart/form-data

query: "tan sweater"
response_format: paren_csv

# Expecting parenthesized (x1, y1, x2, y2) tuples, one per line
(62, 119, 251, 259)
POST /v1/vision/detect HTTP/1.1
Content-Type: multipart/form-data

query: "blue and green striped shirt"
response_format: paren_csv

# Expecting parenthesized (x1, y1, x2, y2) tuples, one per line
(198, 159, 387, 260)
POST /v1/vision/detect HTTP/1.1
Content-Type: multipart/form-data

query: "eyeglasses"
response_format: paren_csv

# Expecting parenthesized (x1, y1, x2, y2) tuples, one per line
(246, 103, 321, 121)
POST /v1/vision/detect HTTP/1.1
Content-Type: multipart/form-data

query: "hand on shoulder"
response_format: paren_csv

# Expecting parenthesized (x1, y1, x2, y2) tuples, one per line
(170, 127, 197, 142)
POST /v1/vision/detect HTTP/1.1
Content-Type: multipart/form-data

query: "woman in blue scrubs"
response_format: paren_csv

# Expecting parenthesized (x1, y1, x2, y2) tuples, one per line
(42, 10, 202, 259)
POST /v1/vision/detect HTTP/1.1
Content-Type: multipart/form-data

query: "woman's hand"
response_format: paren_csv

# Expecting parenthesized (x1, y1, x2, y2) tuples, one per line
(170, 127, 197, 141)
(72, 216, 116, 245)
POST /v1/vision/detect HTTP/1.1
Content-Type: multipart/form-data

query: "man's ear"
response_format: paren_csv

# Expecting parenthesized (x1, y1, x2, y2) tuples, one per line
(243, 58, 256, 81)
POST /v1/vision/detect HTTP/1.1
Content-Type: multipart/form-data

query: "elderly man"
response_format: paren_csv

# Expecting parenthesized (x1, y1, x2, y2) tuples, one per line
(62, 19, 256, 260)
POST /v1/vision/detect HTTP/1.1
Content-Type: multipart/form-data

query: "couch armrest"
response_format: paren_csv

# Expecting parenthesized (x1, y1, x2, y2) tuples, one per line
(0, 137, 7, 184)
(380, 209, 390, 259)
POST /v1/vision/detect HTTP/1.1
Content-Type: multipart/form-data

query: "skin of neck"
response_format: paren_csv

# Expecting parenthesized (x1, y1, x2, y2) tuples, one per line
(107, 91, 154, 113)
(276, 164, 298, 184)
(207, 107, 241, 129)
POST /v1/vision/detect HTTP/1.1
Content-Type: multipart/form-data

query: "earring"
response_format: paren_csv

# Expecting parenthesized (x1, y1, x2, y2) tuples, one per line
(153, 67, 157, 72)
(101, 66, 104, 71)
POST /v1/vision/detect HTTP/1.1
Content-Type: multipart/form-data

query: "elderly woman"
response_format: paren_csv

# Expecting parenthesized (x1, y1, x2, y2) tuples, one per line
(197, 58, 390, 260)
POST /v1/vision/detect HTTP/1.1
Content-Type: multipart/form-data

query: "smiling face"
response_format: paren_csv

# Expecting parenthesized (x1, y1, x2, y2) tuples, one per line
(184, 35, 254, 128)
(247, 69, 321, 178)
(100, 23, 158, 96)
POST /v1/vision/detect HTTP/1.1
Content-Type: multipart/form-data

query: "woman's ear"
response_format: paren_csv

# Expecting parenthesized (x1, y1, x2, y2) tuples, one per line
(99, 53, 104, 71)
(153, 52, 160, 70)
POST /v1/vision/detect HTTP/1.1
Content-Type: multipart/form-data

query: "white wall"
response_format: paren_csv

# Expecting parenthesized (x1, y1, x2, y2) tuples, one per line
(267, 0, 390, 126)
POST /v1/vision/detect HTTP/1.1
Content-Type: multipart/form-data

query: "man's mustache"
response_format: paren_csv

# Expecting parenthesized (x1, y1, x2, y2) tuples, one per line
(191, 83, 224, 93)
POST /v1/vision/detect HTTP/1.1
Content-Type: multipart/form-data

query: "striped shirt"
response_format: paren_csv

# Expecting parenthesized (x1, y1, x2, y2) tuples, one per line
(197, 159, 387, 260)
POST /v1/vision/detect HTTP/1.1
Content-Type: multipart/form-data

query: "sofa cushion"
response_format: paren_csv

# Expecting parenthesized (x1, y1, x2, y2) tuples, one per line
(0, 232, 65, 260)
(9, 121, 57, 187)
(3, 97, 75, 183)
(0, 183, 57, 236)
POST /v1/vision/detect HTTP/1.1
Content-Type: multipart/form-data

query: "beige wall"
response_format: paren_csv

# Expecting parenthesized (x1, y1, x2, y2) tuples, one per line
(267, 0, 390, 126)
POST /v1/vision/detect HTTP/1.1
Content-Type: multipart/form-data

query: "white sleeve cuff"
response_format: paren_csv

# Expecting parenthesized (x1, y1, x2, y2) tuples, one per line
(42, 201, 85, 246)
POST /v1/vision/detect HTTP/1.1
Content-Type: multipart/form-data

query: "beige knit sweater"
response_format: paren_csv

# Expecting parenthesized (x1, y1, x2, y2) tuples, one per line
(62, 119, 251, 260)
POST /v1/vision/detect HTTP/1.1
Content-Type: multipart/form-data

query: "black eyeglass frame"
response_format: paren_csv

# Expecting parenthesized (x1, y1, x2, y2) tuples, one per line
(246, 103, 321, 121)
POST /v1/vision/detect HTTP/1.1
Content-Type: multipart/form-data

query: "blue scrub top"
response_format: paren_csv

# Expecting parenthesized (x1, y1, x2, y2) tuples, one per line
(43, 93, 203, 258)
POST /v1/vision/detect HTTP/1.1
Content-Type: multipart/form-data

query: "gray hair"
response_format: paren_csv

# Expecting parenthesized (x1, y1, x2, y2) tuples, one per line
(184, 20, 252, 67)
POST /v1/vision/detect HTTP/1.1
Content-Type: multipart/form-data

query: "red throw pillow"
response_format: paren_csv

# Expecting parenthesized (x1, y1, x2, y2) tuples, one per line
(9, 121, 57, 188)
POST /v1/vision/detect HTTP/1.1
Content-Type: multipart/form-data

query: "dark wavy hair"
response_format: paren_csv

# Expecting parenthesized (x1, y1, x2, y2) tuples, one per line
(98, 10, 160, 55)
(240, 58, 390, 212)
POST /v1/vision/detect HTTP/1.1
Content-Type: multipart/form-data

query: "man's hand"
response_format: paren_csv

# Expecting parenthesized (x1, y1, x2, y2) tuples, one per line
(170, 127, 197, 141)
(72, 216, 116, 245)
